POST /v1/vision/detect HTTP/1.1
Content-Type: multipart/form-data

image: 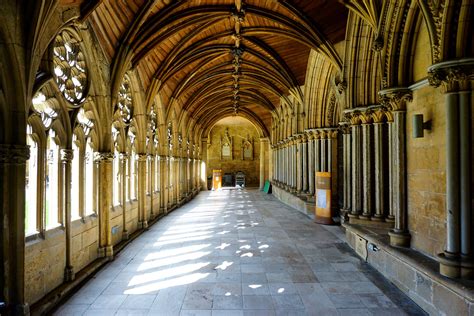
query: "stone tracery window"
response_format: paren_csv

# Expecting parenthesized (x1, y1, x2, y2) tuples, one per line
(52, 29, 88, 104)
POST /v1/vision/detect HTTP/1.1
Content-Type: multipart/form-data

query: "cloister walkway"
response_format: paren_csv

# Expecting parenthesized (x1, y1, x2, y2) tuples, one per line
(55, 189, 425, 316)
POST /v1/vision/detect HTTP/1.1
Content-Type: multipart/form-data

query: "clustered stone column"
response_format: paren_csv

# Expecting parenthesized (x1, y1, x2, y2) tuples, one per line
(428, 60, 474, 278)
(270, 127, 338, 206)
(343, 105, 402, 229)
(339, 124, 351, 220)
(94, 152, 114, 259)
(120, 152, 129, 239)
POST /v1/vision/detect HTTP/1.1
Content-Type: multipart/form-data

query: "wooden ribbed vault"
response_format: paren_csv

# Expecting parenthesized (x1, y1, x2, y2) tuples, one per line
(86, 0, 348, 134)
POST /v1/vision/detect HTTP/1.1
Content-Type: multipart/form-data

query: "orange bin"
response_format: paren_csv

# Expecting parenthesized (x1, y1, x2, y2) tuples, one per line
(212, 169, 222, 190)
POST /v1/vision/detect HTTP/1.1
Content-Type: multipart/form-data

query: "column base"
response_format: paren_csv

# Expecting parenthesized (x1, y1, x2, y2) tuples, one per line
(359, 213, 372, 220)
(64, 266, 75, 282)
(385, 215, 395, 223)
(99, 245, 114, 259)
(139, 220, 148, 230)
(438, 252, 460, 278)
(388, 229, 411, 247)
(347, 212, 359, 219)
(461, 256, 474, 279)
(122, 230, 130, 241)
(371, 214, 385, 222)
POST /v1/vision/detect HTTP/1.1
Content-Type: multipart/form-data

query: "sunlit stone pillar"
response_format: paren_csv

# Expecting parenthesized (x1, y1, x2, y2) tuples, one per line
(61, 149, 75, 281)
(160, 154, 168, 214)
(120, 153, 129, 239)
(138, 153, 148, 229)
(148, 154, 155, 220)
(95, 152, 114, 259)
(292, 138, 297, 193)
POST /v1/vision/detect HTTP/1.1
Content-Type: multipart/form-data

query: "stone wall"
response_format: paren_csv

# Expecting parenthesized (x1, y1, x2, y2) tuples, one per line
(207, 117, 261, 187)
(406, 80, 446, 257)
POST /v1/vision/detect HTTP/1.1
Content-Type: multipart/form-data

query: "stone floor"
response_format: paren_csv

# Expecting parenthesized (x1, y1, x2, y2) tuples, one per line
(55, 188, 426, 316)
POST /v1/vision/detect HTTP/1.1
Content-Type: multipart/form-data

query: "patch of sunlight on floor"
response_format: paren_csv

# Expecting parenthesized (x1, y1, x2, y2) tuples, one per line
(129, 261, 210, 286)
(124, 272, 209, 295)
(144, 244, 211, 261)
(138, 251, 211, 271)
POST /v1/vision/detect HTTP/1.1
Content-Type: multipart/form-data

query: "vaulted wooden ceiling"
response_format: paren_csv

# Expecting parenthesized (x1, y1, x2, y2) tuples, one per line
(83, 0, 348, 132)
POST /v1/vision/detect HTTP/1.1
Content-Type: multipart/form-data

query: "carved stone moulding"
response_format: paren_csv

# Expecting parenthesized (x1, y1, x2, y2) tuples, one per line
(378, 87, 412, 111)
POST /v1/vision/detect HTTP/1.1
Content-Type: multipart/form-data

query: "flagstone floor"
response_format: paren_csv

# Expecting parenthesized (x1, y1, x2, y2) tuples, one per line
(55, 188, 426, 316)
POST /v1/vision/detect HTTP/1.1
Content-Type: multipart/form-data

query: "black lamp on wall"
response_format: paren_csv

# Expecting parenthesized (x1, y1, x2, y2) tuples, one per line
(413, 114, 431, 138)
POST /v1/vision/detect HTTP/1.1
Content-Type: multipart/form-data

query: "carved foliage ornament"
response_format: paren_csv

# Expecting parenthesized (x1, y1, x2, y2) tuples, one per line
(117, 75, 133, 124)
(52, 30, 88, 105)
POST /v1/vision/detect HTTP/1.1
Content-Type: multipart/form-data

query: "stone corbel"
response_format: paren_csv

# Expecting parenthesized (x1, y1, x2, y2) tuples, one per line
(94, 151, 114, 162)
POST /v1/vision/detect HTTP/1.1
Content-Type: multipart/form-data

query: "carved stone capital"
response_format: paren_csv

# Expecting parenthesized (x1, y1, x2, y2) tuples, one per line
(94, 152, 114, 162)
(379, 88, 412, 111)
(60, 149, 74, 162)
(0, 144, 30, 164)
(428, 59, 474, 92)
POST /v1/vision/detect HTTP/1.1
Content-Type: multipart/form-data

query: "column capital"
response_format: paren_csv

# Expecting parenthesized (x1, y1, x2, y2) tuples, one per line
(379, 87, 412, 111)
(119, 152, 129, 159)
(343, 109, 364, 125)
(94, 151, 114, 162)
(60, 148, 74, 162)
(338, 122, 351, 134)
(0, 144, 30, 164)
(427, 58, 474, 92)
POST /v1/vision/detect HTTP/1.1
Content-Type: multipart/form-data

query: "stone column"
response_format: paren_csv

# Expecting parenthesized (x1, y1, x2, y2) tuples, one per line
(61, 149, 75, 281)
(259, 138, 269, 189)
(160, 155, 168, 214)
(302, 134, 308, 193)
(386, 121, 395, 222)
(95, 152, 114, 259)
(120, 153, 129, 238)
(0, 144, 30, 315)
(148, 154, 155, 219)
(314, 132, 320, 173)
(296, 136, 303, 193)
(373, 117, 385, 221)
(292, 139, 297, 193)
(307, 132, 315, 195)
(380, 88, 412, 247)
(427, 62, 474, 277)
(321, 133, 327, 172)
(137, 154, 148, 229)
(349, 116, 362, 218)
(360, 118, 373, 220)
(340, 124, 351, 217)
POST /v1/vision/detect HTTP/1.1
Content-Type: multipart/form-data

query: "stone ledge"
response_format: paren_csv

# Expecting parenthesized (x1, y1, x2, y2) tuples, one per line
(343, 222, 474, 315)
(272, 184, 315, 219)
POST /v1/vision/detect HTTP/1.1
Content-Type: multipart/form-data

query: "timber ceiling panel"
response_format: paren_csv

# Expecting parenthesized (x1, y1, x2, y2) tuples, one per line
(87, 0, 347, 134)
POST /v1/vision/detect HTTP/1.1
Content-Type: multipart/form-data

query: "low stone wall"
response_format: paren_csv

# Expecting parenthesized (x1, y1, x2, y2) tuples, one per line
(344, 223, 474, 315)
(272, 185, 315, 219)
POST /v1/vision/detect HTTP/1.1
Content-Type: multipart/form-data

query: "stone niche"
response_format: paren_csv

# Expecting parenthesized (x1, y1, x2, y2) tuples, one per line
(207, 117, 260, 187)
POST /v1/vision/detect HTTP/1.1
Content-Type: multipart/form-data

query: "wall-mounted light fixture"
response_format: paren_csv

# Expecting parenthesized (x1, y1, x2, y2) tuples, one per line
(413, 114, 431, 138)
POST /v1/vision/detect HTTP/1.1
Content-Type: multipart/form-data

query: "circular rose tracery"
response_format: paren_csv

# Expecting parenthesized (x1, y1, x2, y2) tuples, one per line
(52, 30, 88, 104)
